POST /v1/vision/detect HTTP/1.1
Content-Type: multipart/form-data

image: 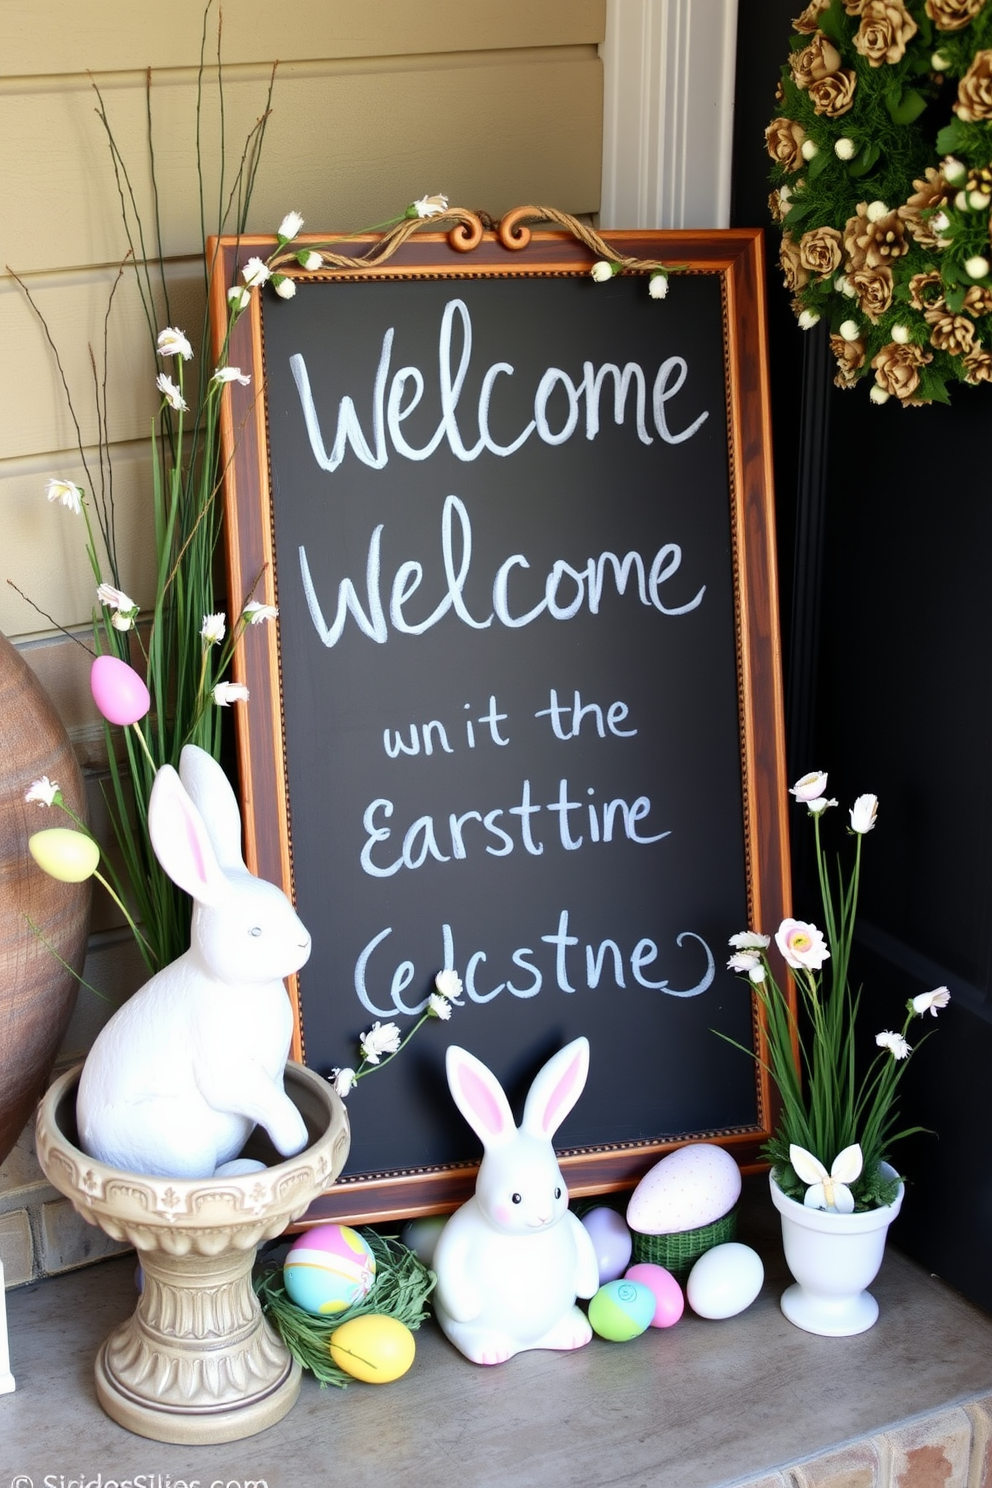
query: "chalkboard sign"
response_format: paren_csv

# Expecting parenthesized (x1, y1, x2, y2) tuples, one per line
(210, 215, 791, 1223)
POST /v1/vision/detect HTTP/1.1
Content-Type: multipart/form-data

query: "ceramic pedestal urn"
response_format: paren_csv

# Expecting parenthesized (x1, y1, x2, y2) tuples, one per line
(36, 1060, 350, 1444)
(769, 1164, 904, 1337)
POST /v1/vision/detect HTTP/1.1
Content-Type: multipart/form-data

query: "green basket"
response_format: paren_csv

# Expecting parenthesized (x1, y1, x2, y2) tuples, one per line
(630, 1207, 737, 1279)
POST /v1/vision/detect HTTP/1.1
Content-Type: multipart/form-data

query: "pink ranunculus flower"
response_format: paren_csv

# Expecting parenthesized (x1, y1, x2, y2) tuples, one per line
(775, 917, 830, 971)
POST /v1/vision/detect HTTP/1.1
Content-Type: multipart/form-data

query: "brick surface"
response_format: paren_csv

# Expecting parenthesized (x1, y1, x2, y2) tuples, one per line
(0, 1209, 35, 1286)
(965, 1396, 992, 1488)
(792, 1439, 881, 1488)
(885, 1408, 973, 1488)
(0, 1117, 45, 1198)
(38, 1197, 129, 1274)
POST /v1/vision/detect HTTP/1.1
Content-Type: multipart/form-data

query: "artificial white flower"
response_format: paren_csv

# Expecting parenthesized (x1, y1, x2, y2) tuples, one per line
(876, 1029, 911, 1060)
(434, 968, 464, 1001)
(97, 581, 136, 611)
(591, 260, 616, 283)
(156, 326, 193, 361)
(156, 373, 188, 413)
(297, 250, 323, 271)
(801, 139, 818, 160)
(46, 478, 84, 514)
(834, 138, 856, 161)
(411, 194, 448, 218)
(911, 986, 950, 1018)
(428, 992, 453, 1020)
(728, 930, 771, 950)
(890, 324, 911, 344)
(212, 681, 250, 706)
(775, 917, 830, 972)
(930, 211, 951, 245)
(360, 1020, 402, 1064)
(807, 796, 838, 815)
(648, 273, 669, 300)
(242, 600, 279, 625)
(839, 319, 861, 342)
(869, 386, 891, 404)
(965, 255, 990, 280)
(273, 275, 296, 300)
(277, 210, 304, 242)
(932, 51, 951, 72)
(241, 257, 271, 288)
(200, 612, 226, 645)
(749, 964, 767, 984)
(790, 1142, 863, 1214)
(849, 793, 878, 834)
(790, 770, 828, 802)
(727, 950, 763, 974)
(942, 155, 966, 185)
(228, 285, 251, 312)
(969, 190, 991, 211)
(330, 1067, 357, 1098)
(798, 309, 821, 330)
(212, 366, 251, 386)
(866, 200, 889, 222)
(25, 776, 60, 807)
(97, 582, 139, 630)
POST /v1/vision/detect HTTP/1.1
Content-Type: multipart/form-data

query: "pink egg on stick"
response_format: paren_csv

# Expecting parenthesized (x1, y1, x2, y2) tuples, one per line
(90, 655, 151, 726)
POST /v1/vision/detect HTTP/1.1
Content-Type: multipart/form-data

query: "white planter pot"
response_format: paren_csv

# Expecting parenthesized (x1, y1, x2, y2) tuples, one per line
(769, 1164, 904, 1337)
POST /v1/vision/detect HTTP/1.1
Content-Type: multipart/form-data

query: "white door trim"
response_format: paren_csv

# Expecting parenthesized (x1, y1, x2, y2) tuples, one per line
(600, 0, 739, 230)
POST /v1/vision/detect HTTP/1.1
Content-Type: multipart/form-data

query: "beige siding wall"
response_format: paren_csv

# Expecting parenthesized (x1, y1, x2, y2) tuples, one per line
(0, 0, 605, 1285)
(1, 0, 604, 642)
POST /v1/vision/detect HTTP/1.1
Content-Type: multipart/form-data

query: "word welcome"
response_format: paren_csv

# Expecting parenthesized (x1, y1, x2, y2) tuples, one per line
(360, 779, 670, 877)
(300, 494, 705, 648)
(290, 297, 710, 475)
(354, 913, 716, 1016)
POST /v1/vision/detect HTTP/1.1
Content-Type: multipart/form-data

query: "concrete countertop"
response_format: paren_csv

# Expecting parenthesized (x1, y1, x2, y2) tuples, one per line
(3, 1176, 992, 1488)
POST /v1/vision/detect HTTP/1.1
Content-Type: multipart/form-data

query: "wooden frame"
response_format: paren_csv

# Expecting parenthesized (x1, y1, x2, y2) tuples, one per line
(210, 214, 791, 1223)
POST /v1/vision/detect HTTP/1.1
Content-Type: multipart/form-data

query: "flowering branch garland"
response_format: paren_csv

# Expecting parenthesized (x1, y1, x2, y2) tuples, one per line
(767, 0, 992, 404)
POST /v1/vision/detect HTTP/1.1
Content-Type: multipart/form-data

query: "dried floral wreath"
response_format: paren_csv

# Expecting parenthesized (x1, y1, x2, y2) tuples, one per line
(767, 0, 992, 404)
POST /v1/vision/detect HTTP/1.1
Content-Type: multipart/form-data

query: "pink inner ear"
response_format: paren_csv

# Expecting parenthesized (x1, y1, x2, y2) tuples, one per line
(460, 1065, 511, 1139)
(182, 805, 209, 888)
(540, 1062, 580, 1136)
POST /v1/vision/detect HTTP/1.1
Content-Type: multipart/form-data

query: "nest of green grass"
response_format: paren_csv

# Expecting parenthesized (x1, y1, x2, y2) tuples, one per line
(255, 1228, 436, 1387)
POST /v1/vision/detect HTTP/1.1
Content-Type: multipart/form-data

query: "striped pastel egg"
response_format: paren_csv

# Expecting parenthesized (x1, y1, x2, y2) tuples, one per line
(283, 1224, 377, 1315)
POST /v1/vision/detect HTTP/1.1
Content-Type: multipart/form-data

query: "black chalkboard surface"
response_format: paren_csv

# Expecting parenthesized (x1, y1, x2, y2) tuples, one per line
(211, 216, 791, 1222)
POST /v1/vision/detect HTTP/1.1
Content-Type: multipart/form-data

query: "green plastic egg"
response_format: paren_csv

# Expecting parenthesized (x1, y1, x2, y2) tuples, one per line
(588, 1279, 655, 1341)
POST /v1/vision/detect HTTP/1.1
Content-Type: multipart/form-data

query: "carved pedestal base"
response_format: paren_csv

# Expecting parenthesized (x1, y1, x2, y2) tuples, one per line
(37, 1061, 350, 1444)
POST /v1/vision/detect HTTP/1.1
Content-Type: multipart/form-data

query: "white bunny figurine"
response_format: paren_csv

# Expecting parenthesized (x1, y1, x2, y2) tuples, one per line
(76, 744, 311, 1179)
(433, 1037, 600, 1365)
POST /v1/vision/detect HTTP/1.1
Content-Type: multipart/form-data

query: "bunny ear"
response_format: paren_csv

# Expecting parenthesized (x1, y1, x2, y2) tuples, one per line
(148, 764, 231, 907)
(521, 1037, 590, 1141)
(178, 744, 247, 873)
(445, 1045, 516, 1150)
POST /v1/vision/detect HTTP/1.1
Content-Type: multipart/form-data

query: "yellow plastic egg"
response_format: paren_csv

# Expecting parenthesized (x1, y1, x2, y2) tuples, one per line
(329, 1314, 416, 1383)
(29, 828, 100, 883)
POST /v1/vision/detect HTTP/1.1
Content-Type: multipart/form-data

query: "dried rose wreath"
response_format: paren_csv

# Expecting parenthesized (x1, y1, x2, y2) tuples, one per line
(767, 0, 992, 404)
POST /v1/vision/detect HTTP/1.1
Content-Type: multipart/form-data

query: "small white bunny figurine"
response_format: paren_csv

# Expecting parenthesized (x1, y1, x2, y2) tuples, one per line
(76, 744, 311, 1178)
(433, 1037, 600, 1365)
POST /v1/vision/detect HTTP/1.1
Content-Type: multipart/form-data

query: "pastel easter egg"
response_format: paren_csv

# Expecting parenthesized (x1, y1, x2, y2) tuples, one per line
(283, 1224, 376, 1315)
(686, 1243, 764, 1320)
(581, 1206, 633, 1283)
(588, 1279, 655, 1342)
(626, 1143, 742, 1235)
(624, 1262, 684, 1327)
(329, 1314, 416, 1383)
(29, 828, 100, 883)
(400, 1215, 447, 1269)
(90, 654, 150, 726)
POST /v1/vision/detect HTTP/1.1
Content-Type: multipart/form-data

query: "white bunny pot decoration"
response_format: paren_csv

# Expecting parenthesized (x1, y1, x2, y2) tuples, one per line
(76, 744, 311, 1179)
(433, 1036, 600, 1365)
